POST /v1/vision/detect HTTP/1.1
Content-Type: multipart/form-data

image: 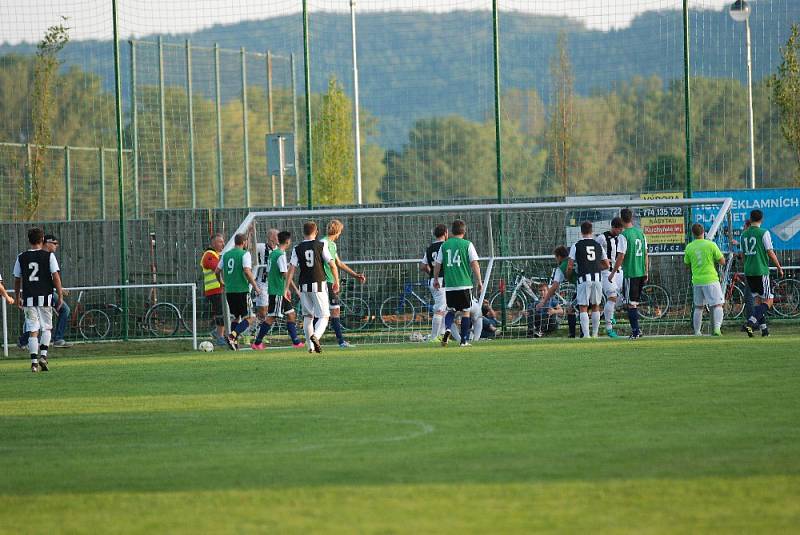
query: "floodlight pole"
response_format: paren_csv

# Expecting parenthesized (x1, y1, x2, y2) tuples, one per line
(350, 0, 363, 205)
(744, 16, 756, 189)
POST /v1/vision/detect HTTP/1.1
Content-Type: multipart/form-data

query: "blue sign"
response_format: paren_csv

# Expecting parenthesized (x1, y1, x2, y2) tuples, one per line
(693, 188, 800, 251)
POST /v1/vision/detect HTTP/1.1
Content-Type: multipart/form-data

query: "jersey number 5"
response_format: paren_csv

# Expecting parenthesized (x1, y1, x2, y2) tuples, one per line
(586, 246, 596, 261)
(304, 249, 315, 267)
(28, 262, 40, 282)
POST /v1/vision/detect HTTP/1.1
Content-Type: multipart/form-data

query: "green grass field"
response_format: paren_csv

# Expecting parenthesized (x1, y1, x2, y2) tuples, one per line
(2, 335, 800, 534)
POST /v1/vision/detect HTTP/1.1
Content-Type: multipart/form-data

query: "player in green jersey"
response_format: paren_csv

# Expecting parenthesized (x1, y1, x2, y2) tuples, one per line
(684, 223, 726, 336)
(433, 219, 483, 347)
(610, 208, 649, 339)
(741, 209, 784, 337)
(321, 220, 367, 348)
(536, 245, 578, 338)
(219, 233, 261, 350)
(251, 231, 303, 349)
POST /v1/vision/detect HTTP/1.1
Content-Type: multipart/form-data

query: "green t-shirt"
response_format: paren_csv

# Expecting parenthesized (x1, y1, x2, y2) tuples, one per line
(556, 258, 577, 284)
(741, 225, 771, 276)
(267, 248, 287, 296)
(683, 238, 723, 285)
(621, 226, 647, 278)
(321, 237, 338, 284)
(221, 248, 250, 293)
(438, 237, 477, 290)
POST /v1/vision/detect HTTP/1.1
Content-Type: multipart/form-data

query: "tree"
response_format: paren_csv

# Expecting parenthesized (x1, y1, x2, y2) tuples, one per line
(547, 32, 575, 196)
(770, 23, 800, 179)
(310, 76, 354, 206)
(645, 155, 684, 191)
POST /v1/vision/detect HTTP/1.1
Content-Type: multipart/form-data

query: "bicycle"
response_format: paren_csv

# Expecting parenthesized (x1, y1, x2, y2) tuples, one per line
(78, 288, 184, 340)
(636, 283, 670, 320)
(379, 281, 434, 330)
(337, 278, 372, 332)
(772, 275, 800, 318)
(488, 267, 577, 326)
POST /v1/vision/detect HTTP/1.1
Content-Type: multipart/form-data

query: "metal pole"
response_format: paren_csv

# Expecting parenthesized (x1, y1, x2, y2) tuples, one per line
(64, 146, 71, 220)
(291, 53, 300, 205)
(266, 51, 274, 133)
(129, 41, 140, 218)
(99, 147, 106, 220)
(186, 39, 197, 209)
(214, 43, 224, 208)
(24, 143, 32, 204)
(279, 135, 286, 207)
(302, 0, 313, 209)
(350, 0, 363, 205)
(682, 0, 693, 199)
(745, 17, 756, 189)
(241, 47, 251, 207)
(158, 36, 168, 208)
(491, 0, 507, 330)
(111, 0, 129, 340)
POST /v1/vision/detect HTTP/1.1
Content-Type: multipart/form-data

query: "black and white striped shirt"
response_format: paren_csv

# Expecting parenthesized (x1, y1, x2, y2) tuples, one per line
(13, 249, 59, 307)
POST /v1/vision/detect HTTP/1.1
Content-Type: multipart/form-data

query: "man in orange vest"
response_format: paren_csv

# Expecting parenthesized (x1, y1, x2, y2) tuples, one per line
(200, 233, 226, 344)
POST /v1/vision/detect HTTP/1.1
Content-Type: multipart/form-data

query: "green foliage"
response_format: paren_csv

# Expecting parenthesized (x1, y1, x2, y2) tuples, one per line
(547, 32, 574, 196)
(645, 154, 685, 192)
(311, 76, 354, 206)
(770, 24, 800, 180)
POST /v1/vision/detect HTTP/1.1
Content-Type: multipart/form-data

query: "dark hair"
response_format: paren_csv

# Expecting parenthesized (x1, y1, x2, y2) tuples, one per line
(620, 208, 633, 224)
(28, 227, 44, 245)
(610, 217, 623, 229)
(743, 219, 751, 228)
(303, 220, 318, 236)
(691, 223, 705, 237)
(234, 233, 247, 246)
(210, 233, 224, 243)
(580, 221, 593, 235)
(451, 219, 466, 236)
(277, 230, 291, 244)
(750, 209, 763, 223)
(44, 233, 58, 243)
(554, 245, 569, 259)
(433, 224, 447, 239)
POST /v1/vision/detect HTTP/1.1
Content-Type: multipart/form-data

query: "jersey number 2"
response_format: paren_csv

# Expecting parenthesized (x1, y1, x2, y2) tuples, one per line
(27, 262, 40, 282)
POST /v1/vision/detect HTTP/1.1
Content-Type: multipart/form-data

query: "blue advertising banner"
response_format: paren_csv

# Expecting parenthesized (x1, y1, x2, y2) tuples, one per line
(693, 188, 800, 251)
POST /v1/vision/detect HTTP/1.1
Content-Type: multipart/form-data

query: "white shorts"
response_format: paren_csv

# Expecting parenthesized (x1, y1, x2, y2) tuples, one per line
(429, 278, 446, 313)
(254, 283, 269, 307)
(693, 282, 724, 307)
(299, 291, 330, 318)
(576, 281, 603, 307)
(24, 306, 53, 333)
(602, 271, 623, 298)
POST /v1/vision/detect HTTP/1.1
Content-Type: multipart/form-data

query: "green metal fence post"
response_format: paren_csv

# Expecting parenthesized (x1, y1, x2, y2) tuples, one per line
(186, 39, 197, 209)
(491, 0, 508, 330)
(64, 146, 71, 220)
(24, 143, 32, 204)
(302, 0, 313, 209)
(99, 147, 106, 220)
(290, 53, 300, 205)
(682, 0, 693, 199)
(129, 40, 140, 218)
(241, 47, 251, 207)
(111, 0, 129, 340)
(158, 36, 168, 208)
(214, 43, 225, 208)
(267, 51, 274, 133)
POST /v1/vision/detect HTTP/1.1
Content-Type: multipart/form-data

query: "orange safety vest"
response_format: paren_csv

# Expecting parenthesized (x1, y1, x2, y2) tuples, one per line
(200, 249, 222, 295)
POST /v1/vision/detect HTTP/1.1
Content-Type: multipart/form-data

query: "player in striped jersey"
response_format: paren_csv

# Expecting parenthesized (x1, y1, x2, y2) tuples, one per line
(568, 221, 609, 338)
(420, 223, 448, 341)
(596, 217, 624, 338)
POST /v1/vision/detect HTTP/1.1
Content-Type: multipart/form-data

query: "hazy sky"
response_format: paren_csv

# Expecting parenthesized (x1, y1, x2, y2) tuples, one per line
(1, 0, 734, 44)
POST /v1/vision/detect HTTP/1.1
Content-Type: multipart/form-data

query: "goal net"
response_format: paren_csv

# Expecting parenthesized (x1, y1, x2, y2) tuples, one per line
(225, 197, 733, 346)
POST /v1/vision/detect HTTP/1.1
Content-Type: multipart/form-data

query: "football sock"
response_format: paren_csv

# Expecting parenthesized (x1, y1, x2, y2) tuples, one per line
(331, 316, 345, 345)
(693, 307, 703, 334)
(313, 316, 329, 339)
(712, 306, 723, 331)
(471, 315, 483, 340)
(230, 320, 239, 335)
(28, 336, 39, 364)
(39, 331, 51, 358)
(579, 312, 590, 338)
(431, 313, 443, 339)
(628, 307, 640, 333)
(755, 303, 769, 324)
(567, 313, 577, 337)
(255, 321, 270, 343)
(444, 311, 455, 331)
(303, 316, 313, 342)
(604, 300, 616, 329)
(234, 319, 249, 336)
(287, 321, 300, 344)
(591, 311, 600, 337)
(460, 316, 472, 344)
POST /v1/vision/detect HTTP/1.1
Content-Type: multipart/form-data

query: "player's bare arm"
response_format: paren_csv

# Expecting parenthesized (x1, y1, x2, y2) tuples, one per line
(243, 267, 260, 295)
(610, 252, 624, 282)
(53, 271, 64, 310)
(0, 282, 13, 305)
(283, 264, 296, 301)
(336, 258, 366, 283)
(420, 262, 431, 274)
(432, 262, 442, 289)
(767, 250, 784, 277)
(13, 276, 22, 309)
(470, 260, 482, 295)
(329, 261, 340, 293)
(566, 258, 575, 280)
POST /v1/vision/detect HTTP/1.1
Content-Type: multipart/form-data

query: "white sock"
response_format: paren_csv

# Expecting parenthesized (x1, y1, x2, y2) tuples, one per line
(28, 336, 39, 362)
(712, 306, 723, 330)
(431, 314, 443, 339)
(303, 316, 313, 348)
(314, 315, 330, 339)
(579, 312, 590, 338)
(40, 330, 51, 357)
(693, 308, 703, 334)
(591, 311, 600, 337)
(604, 300, 616, 329)
(472, 315, 483, 341)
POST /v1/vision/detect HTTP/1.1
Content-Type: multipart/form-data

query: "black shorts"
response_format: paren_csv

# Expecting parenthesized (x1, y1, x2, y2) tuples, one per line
(445, 289, 472, 312)
(206, 293, 224, 325)
(268, 295, 295, 317)
(624, 277, 646, 304)
(746, 275, 772, 299)
(226, 292, 250, 318)
(327, 282, 340, 308)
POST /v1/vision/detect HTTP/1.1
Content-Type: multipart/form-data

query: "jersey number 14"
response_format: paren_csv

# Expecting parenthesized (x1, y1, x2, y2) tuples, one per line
(445, 249, 462, 267)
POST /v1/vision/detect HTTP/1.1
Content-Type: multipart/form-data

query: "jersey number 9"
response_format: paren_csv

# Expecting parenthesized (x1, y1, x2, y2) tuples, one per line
(305, 249, 315, 267)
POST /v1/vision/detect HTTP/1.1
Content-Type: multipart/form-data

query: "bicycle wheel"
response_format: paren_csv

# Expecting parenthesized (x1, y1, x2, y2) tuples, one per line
(723, 284, 745, 319)
(379, 296, 416, 329)
(146, 302, 181, 337)
(340, 297, 371, 331)
(639, 284, 670, 320)
(79, 309, 111, 340)
(773, 278, 800, 318)
(181, 299, 214, 334)
(489, 291, 527, 326)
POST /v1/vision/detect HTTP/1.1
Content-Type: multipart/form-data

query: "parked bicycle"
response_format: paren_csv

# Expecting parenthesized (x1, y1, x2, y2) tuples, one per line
(488, 267, 577, 326)
(78, 288, 184, 340)
(379, 281, 434, 329)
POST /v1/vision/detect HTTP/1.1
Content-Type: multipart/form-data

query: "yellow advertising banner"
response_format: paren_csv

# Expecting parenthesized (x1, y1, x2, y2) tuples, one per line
(639, 192, 685, 251)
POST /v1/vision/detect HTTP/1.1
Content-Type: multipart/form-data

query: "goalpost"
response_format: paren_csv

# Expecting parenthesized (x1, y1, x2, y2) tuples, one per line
(225, 196, 733, 345)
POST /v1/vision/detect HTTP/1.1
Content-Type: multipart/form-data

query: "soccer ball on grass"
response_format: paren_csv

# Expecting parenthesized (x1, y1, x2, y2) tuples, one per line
(199, 341, 215, 352)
